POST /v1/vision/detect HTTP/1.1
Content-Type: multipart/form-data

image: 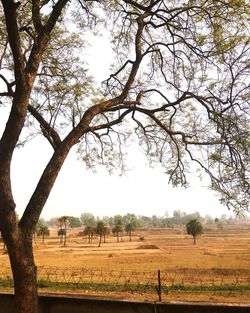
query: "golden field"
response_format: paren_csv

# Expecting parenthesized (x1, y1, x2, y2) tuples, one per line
(1, 222, 250, 303)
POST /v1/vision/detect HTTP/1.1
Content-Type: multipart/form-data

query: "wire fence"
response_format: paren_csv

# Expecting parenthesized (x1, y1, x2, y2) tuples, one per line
(1, 266, 250, 298)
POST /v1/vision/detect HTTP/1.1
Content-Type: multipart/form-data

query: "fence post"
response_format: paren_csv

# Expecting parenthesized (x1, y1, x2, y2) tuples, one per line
(156, 269, 162, 302)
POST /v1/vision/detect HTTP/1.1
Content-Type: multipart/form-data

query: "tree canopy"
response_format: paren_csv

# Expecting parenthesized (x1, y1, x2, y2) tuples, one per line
(186, 218, 203, 244)
(0, 1, 249, 313)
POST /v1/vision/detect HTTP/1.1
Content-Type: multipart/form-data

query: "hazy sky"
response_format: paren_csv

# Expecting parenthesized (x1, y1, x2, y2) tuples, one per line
(0, 32, 235, 221)
(7, 131, 231, 221)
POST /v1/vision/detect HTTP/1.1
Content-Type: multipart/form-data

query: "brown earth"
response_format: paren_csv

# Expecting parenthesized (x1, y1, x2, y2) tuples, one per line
(0, 222, 250, 303)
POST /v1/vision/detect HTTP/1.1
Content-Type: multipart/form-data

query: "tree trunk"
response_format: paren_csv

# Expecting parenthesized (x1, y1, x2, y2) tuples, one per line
(6, 230, 38, 313)
(98, 234, 102, 247)
(193, 235, 196, 245)
(129, 231, 132, 242)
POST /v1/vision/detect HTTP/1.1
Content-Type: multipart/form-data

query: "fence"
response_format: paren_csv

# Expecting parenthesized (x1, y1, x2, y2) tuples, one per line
(0, 266, 250, 300)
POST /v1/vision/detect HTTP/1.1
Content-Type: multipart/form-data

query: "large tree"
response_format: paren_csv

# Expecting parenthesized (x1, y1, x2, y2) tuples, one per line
(0, 1, 249, 313)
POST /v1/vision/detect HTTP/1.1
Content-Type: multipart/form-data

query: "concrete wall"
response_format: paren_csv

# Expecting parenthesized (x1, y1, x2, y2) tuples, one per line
(0, 293, 249, 313)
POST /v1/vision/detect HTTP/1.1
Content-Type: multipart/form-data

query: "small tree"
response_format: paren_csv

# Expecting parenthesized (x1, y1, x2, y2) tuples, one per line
(186, 219, 203, 245)
(125, 223, 135, 242)
(111, 215, 124, 242)
(112, 222, 123, 242)
(95, 220, 106, 247)
(58, 216, 69, 246)
(36, 225, 50, 244)
(82, 214, 96, 243)
(83, 225, 95, 243)
(103, 225, 109, 243)
(58, 228, 66, 244)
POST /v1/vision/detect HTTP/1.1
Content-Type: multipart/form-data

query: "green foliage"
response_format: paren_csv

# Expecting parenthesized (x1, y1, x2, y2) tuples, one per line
(1, 0, 249, 214)
(81, 213, 96, 228)
(186, 219, 203, 244)
(95, 220, 106, 235)
(67, 216, 82, 228)
(58, 228, 66, 236)
(37, 225, 50, 237)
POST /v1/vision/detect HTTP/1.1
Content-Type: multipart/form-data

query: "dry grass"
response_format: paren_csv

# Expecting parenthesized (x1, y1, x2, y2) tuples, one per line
(1, 223, 250, 271)
(0, 222, 250, 303)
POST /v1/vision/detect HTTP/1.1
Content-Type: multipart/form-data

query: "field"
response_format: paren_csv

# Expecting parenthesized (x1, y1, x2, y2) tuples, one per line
(1, 222, 250, 303)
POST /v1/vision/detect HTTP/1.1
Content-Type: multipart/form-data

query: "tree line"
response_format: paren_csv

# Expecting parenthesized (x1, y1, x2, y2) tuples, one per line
(34, 211, 245, 246)
(42, 211, 243, 229)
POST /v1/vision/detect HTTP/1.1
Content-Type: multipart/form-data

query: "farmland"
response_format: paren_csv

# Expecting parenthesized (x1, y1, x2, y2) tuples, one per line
(0, 222, 250, 303)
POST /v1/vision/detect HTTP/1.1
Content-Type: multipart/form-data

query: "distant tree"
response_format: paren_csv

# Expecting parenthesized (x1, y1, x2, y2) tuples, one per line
(161, 218, 173, 228)
(68, 216, 82, 228)
(125, 223, 135, 242)
(81, 213, 96, 243)
(138, 215, 151, 227)
(102, 216, 111, 225)
(58, 216, 69, 246)
(36, 225, 50, 244)
(58, 228, 66, 243)
(83, 225, 95, 243)
(80, 213, 96, 227)
(151, 215, 159, 227)
(122, 213, 138, 225)
(204, 215, 214, 224)
(34, 218, 46, 244)
(112, 216, 123, 242)
(186, 219, 203, 245)
(172, 210, 186, 225)
(95, 220, 106, 247)
(123, 213, 139, 241)
(103, 225, 110, 243)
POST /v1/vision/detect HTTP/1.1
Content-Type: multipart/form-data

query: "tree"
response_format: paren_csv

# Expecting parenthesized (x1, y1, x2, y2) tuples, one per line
(123, 213, 138, 241)
(58, 228, 66, 241)
(186, 219, 203, 245)
(80, 213, 96, 227)
(95, 220, 106, 247)
(68, 216, 82, 228)
(81, 213, 96, 243)
(112, 216, 123, 242)
(36, 225, 50, 244)
(125, 223, 135, 242)
(103, 225, 109, 243)
(0, 1, 249, 313)
(83, 225, 95, 243)
(58, 216, 69, 246)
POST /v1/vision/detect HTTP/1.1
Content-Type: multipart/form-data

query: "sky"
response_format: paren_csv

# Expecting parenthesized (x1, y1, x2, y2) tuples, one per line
(0, 27, 237, 221)
(7, 130, 231, 221)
